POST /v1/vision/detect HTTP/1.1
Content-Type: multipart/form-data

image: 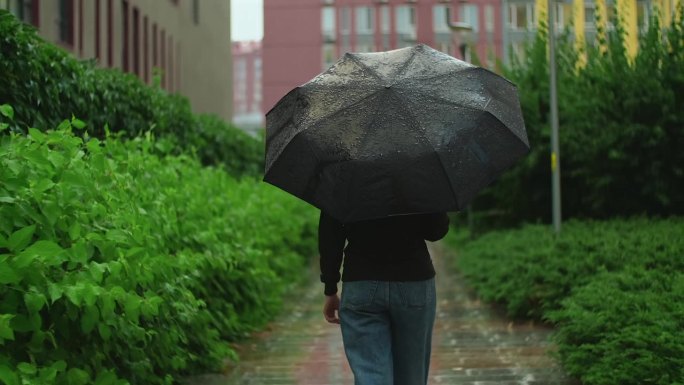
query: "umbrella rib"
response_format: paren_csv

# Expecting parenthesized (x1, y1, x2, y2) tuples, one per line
(394, 49, 419, 80)
(414, 91, 528, 145)
(393, 92, 462, 209)
(306, 89, 381, 131)
(347, 54, 383, 82)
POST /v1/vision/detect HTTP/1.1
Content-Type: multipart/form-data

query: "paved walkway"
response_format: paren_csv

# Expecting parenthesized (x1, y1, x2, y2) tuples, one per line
(186, 242, 577, 385)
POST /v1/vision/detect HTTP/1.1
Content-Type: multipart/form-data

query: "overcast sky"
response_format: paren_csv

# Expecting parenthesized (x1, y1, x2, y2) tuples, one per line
(231, 0, 264, 41)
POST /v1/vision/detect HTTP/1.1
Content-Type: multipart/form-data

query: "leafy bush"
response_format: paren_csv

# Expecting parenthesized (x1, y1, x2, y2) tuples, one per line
(450, 218, 684, 384)
(0, 10, 263, 178)
(470, 12, 684, 227)
(547, 269, 684, 385)
(0, 107, 316, 385)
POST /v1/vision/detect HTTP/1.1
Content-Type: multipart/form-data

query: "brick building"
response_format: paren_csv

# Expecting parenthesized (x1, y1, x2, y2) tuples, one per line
(3, 0, 233, 122)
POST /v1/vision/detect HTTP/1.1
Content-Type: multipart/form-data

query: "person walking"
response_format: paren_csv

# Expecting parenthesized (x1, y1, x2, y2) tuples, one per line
(319, 211, 450, 385)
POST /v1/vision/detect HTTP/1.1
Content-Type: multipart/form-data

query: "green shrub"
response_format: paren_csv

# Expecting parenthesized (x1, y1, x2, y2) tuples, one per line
(0, 107, 316, 385)
(450, 218, 684, 384)
(547, 269, 684, 385)
(0, 10, 262, 178)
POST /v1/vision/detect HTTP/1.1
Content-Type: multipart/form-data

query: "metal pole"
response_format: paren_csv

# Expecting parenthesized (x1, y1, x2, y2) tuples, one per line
(548, 0, 562, 233)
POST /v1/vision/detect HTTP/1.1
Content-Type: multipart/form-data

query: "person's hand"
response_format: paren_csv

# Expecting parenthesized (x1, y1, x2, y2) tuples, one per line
(323, 294, 340, 324)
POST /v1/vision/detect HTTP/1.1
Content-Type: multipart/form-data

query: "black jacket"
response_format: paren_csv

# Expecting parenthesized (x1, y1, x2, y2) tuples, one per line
(318, 212, 450, 295)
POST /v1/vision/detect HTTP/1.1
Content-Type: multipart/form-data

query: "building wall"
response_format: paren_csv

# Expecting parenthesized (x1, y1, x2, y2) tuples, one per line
(263, 0, 322, 114)
(3, 0, 232, 122)
(262, 0, 504, 113)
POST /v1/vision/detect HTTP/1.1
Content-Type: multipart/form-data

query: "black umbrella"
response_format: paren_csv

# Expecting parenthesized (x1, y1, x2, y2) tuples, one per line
(264, 44, 529, 223)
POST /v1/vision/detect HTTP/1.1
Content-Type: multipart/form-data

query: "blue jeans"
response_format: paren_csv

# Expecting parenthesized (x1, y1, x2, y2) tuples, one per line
(339, 278, 437, 385)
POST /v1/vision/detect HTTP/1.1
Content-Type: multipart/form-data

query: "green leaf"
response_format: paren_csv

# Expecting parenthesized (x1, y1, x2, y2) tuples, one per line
(24, 291, 47, 314)
(0, 365, 19, 385)
(68, 222, 82, 241)
(81, 283, 99, 307)
(64, 284, 83, 306)
(39, 360, 66, 382)
(8, 225, 36, 253)
(0, 122, 8, 132)
(71, 118, 87, 130)
(98, 323, 111, 341)
(89, 262, 106, 283)
(28, 128, 46, 142)
(66, 368, 90, 385)
(33, 179, 55, 194)
(68, 240, 89, 265)
(99, 292, 116, 318)
(17, 363, 36, 375)
(80, 305, 99, 334)
(48, 282, 63, 303)
(0, 104, 13, 119)
(123, 295, 142, 323)
(14, 240, 65, 269)
(0, 196, 15, 203)
(56, 119, 71, 131)
(94, 370, 118, 385)
(0, 314, 15, 341)
(0, 263, 21, 285)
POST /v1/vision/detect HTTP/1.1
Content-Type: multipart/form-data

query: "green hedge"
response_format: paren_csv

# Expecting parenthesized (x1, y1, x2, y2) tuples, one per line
(0, 10, 263, 178)
(450, 219, 684, 384)
(0, 107, 317, 385)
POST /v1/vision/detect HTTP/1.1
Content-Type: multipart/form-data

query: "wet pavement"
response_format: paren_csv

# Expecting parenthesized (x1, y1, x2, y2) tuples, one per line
(185, 242, 577, 385)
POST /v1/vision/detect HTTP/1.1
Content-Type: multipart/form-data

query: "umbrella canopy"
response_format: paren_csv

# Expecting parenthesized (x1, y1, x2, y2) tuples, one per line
(264, 44, 529, 223)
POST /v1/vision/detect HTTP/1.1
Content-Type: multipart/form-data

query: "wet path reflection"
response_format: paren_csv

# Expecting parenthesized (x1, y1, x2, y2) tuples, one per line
(185, 242, 577, 385)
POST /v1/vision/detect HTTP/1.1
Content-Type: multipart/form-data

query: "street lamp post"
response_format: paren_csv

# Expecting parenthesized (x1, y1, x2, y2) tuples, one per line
(446, 7, 476, 234)
(548, 0, 562, 233)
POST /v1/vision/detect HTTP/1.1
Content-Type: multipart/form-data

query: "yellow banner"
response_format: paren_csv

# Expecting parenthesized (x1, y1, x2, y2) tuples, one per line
(595, 0, 608, 53)
(536, 0, 549, 32)
(573, 0, 587, 68)
(617, 0, 639, 59)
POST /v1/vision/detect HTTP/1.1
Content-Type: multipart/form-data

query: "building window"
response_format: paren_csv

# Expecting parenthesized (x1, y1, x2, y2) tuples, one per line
(59, 0, 74, 45)
(380, 5, 390, 50)
(508, 2, 534, 30)
(637, 1, 649, 30)
(192, 0, 199, 25)
(152, 23, 158, 68)
(485, 5, 494, 33)
(380, 5, 390, 34)
(433, 5, 450, 33)
(78, 0, 83, 53)
(322, 6, 336, 42)
(235, 58, 247, 114)
(585, 6, 595, 29)
(253, 57, 262, 113)
(143, 16, 148, 82)
(556, 3, 565, 29)
(133, 7, 140, 76)
(459, 4, 479, 33)
(340, 6, 351, 34)
(95, 0, 100, 59)
(122, 0, 129, 72)
(168, 35, 174, 92)
(396, 5, 417, 45)
(9, 0, 39, 26)
(160, 29, 166, 88)
(355, 6, 374, 34)
(107, 0, 113, 66)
